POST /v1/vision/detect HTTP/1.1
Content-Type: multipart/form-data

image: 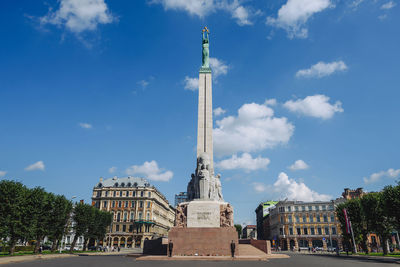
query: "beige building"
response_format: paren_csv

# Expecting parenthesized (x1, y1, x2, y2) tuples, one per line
(92, 176, 175, 248)
(267, 200, 344, 251)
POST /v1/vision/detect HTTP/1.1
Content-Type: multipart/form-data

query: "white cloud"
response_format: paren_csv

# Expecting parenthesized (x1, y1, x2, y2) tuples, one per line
(296, 61, 348, 78)
(253, 182, 268, 193)
(150, 0, 254, 26)
(381, 1, 396, 10)
(253, 172, 331, 201)
(283, 95, 343, 120)
(184, 76, 199, 91)
(79, 122, 92, 129)
(214, 102, 294, 156)
(213, 107, 226, 116)
(264, 98, 277, 106)
(137, 80, 149, 89)
(216, 153, 270, 171)
(25, 161, 45, 171)
(363, 168, 400, 184)
(266, 0, 333, 39)
(125, 160, 173, 182)
(289, 159, 309, 171)
(209, 57, 228, 79)
(108, 166, 117, 174)
(0, 171, 7, 178)
(40, 0, 115, 33)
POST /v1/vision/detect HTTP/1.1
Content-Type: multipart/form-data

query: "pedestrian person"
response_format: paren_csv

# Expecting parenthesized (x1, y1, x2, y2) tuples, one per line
(168, 240, 173, 257)
(118, 246, 120, 252)
(230, 240, 236, 258)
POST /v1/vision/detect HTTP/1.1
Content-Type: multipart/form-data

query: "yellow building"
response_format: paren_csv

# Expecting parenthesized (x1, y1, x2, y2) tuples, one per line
(92, 176, 175, 248)
(267, 200, 344, 251)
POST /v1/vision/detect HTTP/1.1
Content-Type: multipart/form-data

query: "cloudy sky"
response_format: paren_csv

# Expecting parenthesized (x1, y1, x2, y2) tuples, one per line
(1, 0, 399, 225)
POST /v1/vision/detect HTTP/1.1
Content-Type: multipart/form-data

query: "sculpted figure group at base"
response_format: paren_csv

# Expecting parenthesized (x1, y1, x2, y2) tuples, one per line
(220, 204, 234, 227)
(187, 153, 223, 201)
(175, 204, 187, 227)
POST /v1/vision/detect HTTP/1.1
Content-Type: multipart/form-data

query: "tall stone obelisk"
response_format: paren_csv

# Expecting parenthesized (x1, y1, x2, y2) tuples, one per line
(167, 27, 237, 257)
(197, 26, 214, 172)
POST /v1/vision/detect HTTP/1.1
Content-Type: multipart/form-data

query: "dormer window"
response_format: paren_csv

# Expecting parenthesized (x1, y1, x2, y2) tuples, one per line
(121, 182, 125, 187)
(114, 183, 119, 187)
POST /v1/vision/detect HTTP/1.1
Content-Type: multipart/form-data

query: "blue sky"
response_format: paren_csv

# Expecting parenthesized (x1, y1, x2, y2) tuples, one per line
(0, 0, 399, 225)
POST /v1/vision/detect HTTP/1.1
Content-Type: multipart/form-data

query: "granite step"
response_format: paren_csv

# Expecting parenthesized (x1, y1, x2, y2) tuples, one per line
(238, 244, 268, 256)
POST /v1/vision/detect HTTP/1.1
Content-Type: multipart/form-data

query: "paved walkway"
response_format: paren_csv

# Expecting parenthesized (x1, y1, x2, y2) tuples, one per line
(135, 245, 289, 261)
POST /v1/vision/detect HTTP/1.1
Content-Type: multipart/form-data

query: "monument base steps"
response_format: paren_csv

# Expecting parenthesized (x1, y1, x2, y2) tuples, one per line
(168, 227, 238, 256)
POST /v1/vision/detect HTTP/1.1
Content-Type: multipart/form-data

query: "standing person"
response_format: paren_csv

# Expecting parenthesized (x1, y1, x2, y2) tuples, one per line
(118, 246, 120, 252)
(230, 240, 236, 258)
(168, 240, 173, 257)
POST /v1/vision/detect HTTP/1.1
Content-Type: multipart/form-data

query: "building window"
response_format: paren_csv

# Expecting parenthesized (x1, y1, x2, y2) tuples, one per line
(330, 214, 335, 222)
(112, 201, 115, 208)
(146, 212, 150, 220)
(317, 215, 321, 222)
(279, 228, 284, 235)
(309, 215, 313, 222)
(113, 191, 116, 197)
(296, 216, 300, 223)
(148, 192, 151, 197)
(318, 227, 322, 235)
(133, 191, 136, 197)
(322, 205, 327, 211)
(147, 201, 150, 208)
(139, 212, 142, 220)
(130, 212, 134, 221)
(323, 215, 328, 222)
(123, 225, 126, 232)
(332, 227, 336, 235)
(129, 225, 133, 232)
(96, 191, 101, 197)
(308, 205, 312, 211)
(67, 236, 70, 244)
(118, 201, 122, 208)
(131, 201, 135, 208)
(301, 206, 305, 211)
(329, 204, 334, 211)
(315, 206, 319, 211)
(124, 212, 127, 222)
(325, 227, 329, 235)
(116, 225, 119, 232)
(311, 228, 315, 235)
(78, 237, 82, 243)
(304, 228, 308, 235)
(295, 206, 299, 211)
(139, 201, 144, 208)
(288, 215, 292, 223)
(125, 201, 128, 208)
(117, 212, 121, 222)
(120, 191, 123, 196)
(287, 206, 291, 212)
(105, 191, 108, 197)
(297, 228, 301, 235)
(140, 191, 144, 197)
(302, 215, 307, 222)
(289, 228, 293, 235)
(103, 201, 107, 208)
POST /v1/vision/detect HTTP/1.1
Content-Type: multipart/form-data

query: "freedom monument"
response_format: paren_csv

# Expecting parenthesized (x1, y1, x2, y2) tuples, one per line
(168, 27, 238, 256)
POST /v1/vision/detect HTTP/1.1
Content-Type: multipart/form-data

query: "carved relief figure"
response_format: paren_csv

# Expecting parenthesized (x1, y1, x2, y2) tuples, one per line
(220, 204, 234, 227)
(175, 204, 187, 227)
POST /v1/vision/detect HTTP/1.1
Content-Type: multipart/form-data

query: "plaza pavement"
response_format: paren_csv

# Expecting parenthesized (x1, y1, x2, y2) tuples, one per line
(1, 253, 399, 266)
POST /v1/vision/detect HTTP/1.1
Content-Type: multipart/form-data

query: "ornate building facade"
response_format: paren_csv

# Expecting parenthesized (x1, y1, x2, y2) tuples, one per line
(267, 200, 344, 251)
(92, 176, 175, 248)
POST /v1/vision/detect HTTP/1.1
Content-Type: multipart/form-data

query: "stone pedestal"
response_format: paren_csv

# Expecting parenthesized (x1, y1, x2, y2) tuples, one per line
(187, 201, 223, 227)
(168, 227, 238, 256)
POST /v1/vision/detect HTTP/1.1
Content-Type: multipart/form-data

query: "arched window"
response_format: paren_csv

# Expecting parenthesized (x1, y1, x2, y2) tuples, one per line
(146, 212, 150, 220)
(114, 183, 119, 187)
(130, 212, 134, 222)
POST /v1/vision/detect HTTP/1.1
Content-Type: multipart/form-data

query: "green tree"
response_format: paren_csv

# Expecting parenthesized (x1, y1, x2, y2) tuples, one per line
(70, 203, 92, 252)
(47, 195, 73, 252)
(93, 210, 112, 249)
(382, 182, 400, 229)
(27, 187, 53, 254)
(0, 180, 30, 255)
(234, 224, 242, 239)
(360, 192, 393, 255)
